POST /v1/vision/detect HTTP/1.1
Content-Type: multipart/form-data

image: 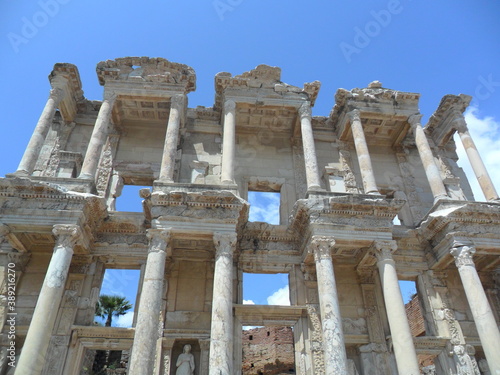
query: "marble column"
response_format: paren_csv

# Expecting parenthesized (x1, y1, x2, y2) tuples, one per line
(348, 110, 379, 194)
(209, 232, 237, 375)
(16, 87, 66, 176)
(299, 102, 322, 190)
(159, 94, 186, 182)
(450, 242, 500, 373)
(220, 100, 236, 184)
(373, 240, 420, 375)
(15, 225, 81, 375)
(78, 92, 116, 180)
(128, 229, 171, 375)
(453, 114, 499, 201)
(408, 115, 448, 201)
(310, 236, 348, 375)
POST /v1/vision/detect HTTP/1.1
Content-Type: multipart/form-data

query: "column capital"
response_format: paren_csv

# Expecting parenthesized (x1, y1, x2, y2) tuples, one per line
(224, 99, 236, 112)
(450, 243, 476, 268)
(170, 93, 186, 108)
(451, 111, 468, 132)
(146, 229, 172, 253)
(103, 90, 118, 103)
(213, 232, 237, 257)
(310, 236, 335, 261)
(347, 109, 361, 122)
(52, 224, 82, 249)
(49, 87, 66, 102)
(371, 240, 398, 262)
(408, 114, 423, 128)
(298, 101, 312, 120)
(0, 224, 10, 238)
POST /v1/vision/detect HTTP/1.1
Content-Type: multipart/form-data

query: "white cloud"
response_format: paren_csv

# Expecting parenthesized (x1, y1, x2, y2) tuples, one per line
(454, 107, 500, 201)
(114, 311, 134, 328)
(248, 192, 280, 224)
(243, 299, 255, 305)
(267, 285, 290, 306)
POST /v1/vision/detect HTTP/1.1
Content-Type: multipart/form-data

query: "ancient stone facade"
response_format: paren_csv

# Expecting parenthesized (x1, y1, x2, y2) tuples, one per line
(0, 57, 499, 375)
(241, 327, 295, 375)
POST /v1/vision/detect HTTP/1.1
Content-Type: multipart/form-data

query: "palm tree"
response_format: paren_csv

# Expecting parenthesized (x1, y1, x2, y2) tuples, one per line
(95, 294, 133, 327)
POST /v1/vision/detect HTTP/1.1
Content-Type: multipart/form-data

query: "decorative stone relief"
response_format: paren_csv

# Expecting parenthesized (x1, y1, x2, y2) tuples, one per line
(292, 138, 308, 199)
(96, 134, 119, 197)
(395, 149, 424, 224)
(306, 304, 325, 375)
(338, 143, 360, 193)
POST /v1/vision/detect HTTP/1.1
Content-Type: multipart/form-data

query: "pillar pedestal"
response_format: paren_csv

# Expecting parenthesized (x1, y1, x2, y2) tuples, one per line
(450, 242, 500, 373)
(16, 87, 66, 176)
(453, 115, 499, 201)
(220, 100, 236, 184)
(408, 114, 448, 201)
(373, 240, 420, 375)
(128, 229, 171, 375)
(78, 92, 116, 180)
(299, 102, 322, 190)
(348, 110, 379, 194)
(159, 94, 185, 182)
(310, 236, 348, 375)
(15, 225, 81, 375)
(209, 232, 237, 375)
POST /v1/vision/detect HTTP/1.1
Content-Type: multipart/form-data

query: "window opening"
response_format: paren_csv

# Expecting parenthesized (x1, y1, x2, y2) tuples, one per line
(243, 273, 290, 306)
(115, 185, 151, 212)
(248, 191, 280, 225)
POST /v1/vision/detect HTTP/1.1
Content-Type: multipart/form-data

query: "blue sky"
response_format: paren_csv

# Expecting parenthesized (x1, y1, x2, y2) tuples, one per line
(2, 1, 500, 325)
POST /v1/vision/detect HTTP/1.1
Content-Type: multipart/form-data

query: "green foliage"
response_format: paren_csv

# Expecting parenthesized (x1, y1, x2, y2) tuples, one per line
(95, 294, 132, 327)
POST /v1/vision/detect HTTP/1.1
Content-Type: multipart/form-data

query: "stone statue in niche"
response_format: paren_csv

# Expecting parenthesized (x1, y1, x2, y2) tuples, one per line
(176, 344, 195, 375)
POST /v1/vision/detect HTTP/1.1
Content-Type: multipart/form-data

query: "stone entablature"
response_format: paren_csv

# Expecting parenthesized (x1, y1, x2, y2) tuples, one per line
(0, 57, 499, 375)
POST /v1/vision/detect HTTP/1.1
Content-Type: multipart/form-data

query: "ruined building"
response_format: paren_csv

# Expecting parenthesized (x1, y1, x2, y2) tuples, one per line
(0, 57, 499, 375)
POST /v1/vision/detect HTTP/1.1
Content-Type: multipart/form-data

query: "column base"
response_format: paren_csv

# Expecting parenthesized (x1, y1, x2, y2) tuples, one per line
(77, 173, 94, 180)
(10, 170, 30, 177)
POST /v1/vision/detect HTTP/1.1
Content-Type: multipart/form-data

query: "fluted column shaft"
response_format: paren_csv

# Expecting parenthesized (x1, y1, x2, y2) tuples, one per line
(450, 243, 500, 372)
(373, 240, 420, 375)
(128, 229, 171, 375)
(409, 115, 448, 201)
(453, 116, 499, 201)
(348, 110, 379, 194)
(79, 93, 116, 180)
(16, 87, 65, 175)
(209, 232, 237, 375)
(16, 225, 80, 375)
(159, 94, 186, 182)
(299, 102, 322, 190)
(310, 236, 347, 375)
(221, 100, 236, 184)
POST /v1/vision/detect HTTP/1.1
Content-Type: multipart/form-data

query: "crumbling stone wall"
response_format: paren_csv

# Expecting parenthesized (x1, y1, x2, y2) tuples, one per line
(242, 326, 295, 375)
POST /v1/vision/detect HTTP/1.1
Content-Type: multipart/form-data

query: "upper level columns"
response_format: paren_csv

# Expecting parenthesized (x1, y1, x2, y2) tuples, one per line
(78, 91, 117, 180)
(221, 100, 236, 184)
(450, 242, 500, 372)
(128, 229, 171, 375)
(408, 115, 448, 201)
(16, 225, 81, 375)
(16, 87, 66, 176)
(373, 240, 420, 375)
(452, 113, 499, 201)
(209, 232, 237, 375)
(348, 110, 379, 194)
(299, 102, 322, 190)
(309, 236, 348, 374)
(159, 94, 186, 182)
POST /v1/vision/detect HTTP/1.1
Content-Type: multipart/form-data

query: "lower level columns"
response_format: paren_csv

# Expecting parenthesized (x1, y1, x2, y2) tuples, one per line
(15, 225, 81, 375)
(450, 242, 500, 373)
(209, 232, 237, 375)
(310, 236, 348, 375)
(408, 115, 448, 201)
(299, 102, 322, 190)
(128, 229, 171, 375)
(348, 110, 379, 194)
(373, 240, 420, 375)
